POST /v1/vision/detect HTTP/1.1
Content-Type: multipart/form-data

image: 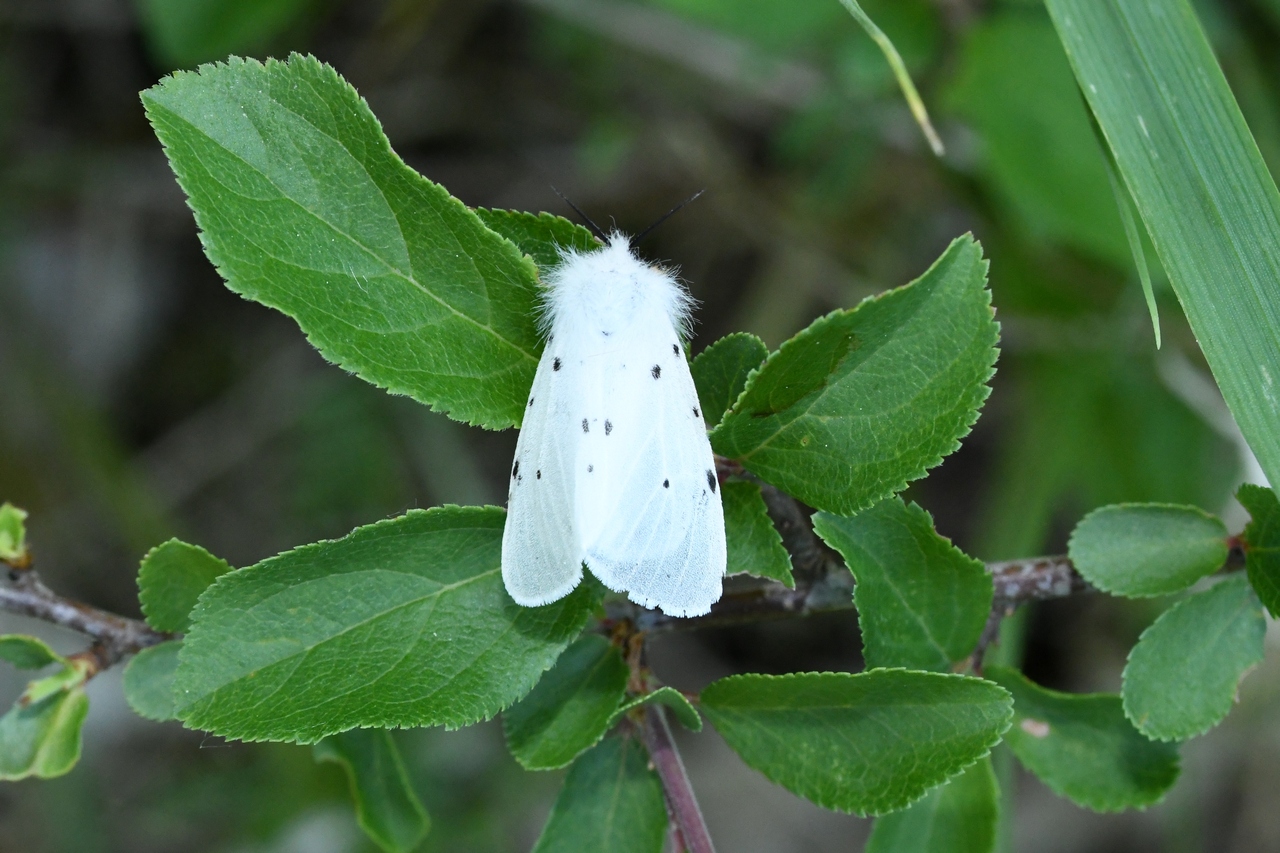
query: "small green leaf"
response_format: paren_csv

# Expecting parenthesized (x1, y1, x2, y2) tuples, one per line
(135, 0, 317, 69)
(814, 499, 992, 671)
(609, 686, 702, 732)
(474, 208, 600, 276)
(0, 635, 66, 670)
(723, 481, 794, 587)
(701, 670, 1012, 816)
(143, 55, 545, 430)
(864, 757, 998, 853)
(691, 332, 769, 428)
(0, 683, 89, 780)
(1123, 576, 1265, 741)
(712, 235, 997, 516)
(314, 729, 430, 853)
(503, 634, 629, 770)
(0, 503, 28, 562)
(138, 539, 232, 633)
(986, 666, 1179, 812)
(174, 506, 595, 743)
(1068, 504, 1227, 598)
(124, 641, 182, 722)
(1238, 483, 1280, 617)
(531, 736, 667, 853)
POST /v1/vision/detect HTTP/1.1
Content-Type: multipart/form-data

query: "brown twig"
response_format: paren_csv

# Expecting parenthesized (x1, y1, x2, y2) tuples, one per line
(640, 703, 717, 853)
(1, 561, 172, 675)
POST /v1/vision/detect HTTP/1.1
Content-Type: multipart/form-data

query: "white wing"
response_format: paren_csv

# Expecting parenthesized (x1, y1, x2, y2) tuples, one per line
(574, 302, 726, 617)
(501, 343, 583, 606)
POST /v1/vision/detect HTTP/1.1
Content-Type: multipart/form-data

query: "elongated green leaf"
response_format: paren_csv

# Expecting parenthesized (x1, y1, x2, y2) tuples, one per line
(502, 634, 629, 770)
(814, 499, 992, 671)
(135, 0, 315, 69)
(0, 635, 65, 670)
(701, 670, 1012, 816)
(474, 209, 599, 276)
(1044, 0, 1280, 491)
(0, 503, 27, 562)
(986, 666, 1179, 812)
(1123, 576, 1265, 741)
(1068, 504, 1228, 598)
(174, 506, 595, 743)
(865, 758, 998, 853)
(609, 686, 702, 732)
(314, 729, 430, 853)
(143, 54, 544, 430)
(124, 641, 182, 722)
(531, 736, 667, 853)
(723, 481, 794, 587)
(138, 539, 232, 633)
(0, 684, 89, 780)
(691, 332, 769, 428)
(1238, 483, 1280, 616)
(712, 236, 997, 516)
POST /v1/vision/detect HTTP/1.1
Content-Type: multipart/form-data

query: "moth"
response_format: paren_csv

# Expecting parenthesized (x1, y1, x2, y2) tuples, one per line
(501, 217, 725, 618)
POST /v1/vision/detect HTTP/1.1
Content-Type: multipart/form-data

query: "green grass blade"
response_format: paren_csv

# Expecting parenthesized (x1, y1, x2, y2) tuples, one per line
(1044, 0, 1280, 491)
(836, 0, 944, 157)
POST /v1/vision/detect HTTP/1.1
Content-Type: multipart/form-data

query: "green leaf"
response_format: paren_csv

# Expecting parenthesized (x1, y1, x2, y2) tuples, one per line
(700, 670, 1012, 816)
(813, 499, 992, 671)
(173, 506, 595, 743)
(142, 54, 544, 430)
(502, 634, 629, 770)
(0, 503, 27, 562)
(691, 332, 769, 428)
(473, 208, 600, 276)
(864, 758, 998, 853)
(124, 641, 182, 722)
(134, 0, 316, 69)
(0, 683, 89, 780)
(531, 736, 667, 853)
(0, 635, 66, 670)
(138, 539, 233, 633)
(609, 686, 702, 732)
(1067, 504, 1228, 598)
(1122, 575, 1266, 741)
(712, 235, 997, 516)
(1238, 483, 1280, 617)
(986, 666, 1179, 812)
(1044, 0, 1280, 495)
(314, 729, 430, 853)
(723, 481, 794, 587)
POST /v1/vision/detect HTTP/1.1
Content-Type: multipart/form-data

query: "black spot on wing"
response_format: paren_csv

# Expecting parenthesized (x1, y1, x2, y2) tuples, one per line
(588, 464, 594, 473)
(537, 470, 542, 479)
(512, 460, 519, 479)
(582, 418, 589, 433)
(528, 397, 535, 407)
(663, 479, 669, 488)
(553, 357, 562, 371)
(605, 420, 613, 435)
(693, 407, 700, 418)
(651, 365, 661, 379)
(672, 343, 679, 355)
(706, 469, 717, 492)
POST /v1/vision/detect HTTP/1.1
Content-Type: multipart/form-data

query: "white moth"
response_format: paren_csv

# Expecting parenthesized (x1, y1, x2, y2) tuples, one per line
(501, 233, 726, 617)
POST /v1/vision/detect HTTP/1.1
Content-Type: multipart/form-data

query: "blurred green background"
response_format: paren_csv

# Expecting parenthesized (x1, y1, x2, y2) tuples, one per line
(0, 0, 1276, 850)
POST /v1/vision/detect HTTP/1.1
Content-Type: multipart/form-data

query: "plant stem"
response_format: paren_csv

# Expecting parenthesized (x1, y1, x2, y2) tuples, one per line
(641, 703, 716, 853)
(1, 563, 171, 671)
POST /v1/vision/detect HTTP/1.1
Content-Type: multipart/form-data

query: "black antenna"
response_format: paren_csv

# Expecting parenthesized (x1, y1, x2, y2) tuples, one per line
(551, 186, 610, 246)
(632, 189, 706, 246)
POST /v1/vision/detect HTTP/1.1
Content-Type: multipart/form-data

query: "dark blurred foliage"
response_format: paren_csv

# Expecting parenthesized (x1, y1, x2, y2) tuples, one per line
(0, 0, 1276, 850)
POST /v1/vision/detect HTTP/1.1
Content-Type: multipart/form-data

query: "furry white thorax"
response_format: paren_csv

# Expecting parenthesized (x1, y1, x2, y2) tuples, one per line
(501, 232, 726, 618)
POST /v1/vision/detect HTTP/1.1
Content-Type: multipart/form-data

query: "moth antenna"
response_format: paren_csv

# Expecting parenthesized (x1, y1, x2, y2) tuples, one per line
(551, 185, 611, 247)
(632, 189, 706, 246)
